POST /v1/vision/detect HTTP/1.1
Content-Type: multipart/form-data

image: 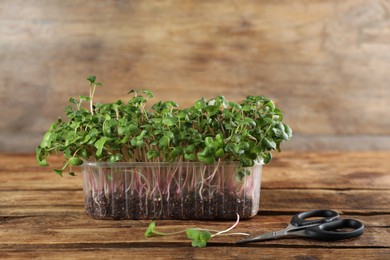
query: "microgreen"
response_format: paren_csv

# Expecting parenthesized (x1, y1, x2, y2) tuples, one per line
(186, 229, 211, 248)
(144, 213, 248, 247)
(36, 76, 292, 177)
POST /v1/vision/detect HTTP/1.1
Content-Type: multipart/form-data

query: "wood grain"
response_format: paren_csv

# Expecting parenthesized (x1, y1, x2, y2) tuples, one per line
(0, 153, 389, 258)
(1, 0, 390, 152)
(0, 248, 389, 260)
(0, 214, 388, 247)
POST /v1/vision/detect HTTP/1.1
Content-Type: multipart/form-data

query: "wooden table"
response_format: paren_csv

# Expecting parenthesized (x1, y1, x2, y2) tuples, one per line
(0, 152, 389, 259)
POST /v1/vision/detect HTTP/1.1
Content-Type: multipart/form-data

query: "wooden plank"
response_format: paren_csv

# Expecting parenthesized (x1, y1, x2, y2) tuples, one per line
(260, 189, 390, 213)
(1, 152, 390, 190)
(0, 153, 387, 257)
(264, 151, 390, 189)
(0, 248, 389, 260)
(0, 154, 83, 190)
(1, 0, 390, 153)
(0, 214, 388, 248)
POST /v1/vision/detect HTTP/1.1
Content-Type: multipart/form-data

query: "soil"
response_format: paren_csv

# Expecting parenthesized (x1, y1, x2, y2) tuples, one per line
(84, 190, 254, 220)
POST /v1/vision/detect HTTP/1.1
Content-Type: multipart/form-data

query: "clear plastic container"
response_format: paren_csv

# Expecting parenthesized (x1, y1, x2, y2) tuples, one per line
(82, 161, 262, 220)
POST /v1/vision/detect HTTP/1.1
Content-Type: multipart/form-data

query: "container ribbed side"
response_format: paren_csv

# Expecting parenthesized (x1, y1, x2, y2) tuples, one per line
(82, 162, 262, 220)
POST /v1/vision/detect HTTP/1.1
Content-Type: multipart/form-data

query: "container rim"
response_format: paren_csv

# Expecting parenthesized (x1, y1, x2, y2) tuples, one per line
(82, 160, 264, 168)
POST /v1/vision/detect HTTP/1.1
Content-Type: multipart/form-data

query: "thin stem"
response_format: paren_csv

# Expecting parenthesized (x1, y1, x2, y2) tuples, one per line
(198, 166, 206, 200)
(211, 213, 241, 237)
(89, 84, 94, 115)
(214, 232, 249, 236)
(152, 229, 187, 236)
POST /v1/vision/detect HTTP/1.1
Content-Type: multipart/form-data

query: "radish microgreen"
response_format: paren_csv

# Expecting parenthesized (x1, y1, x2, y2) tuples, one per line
(36, 76, 292, 177)
(144, 213, 248, 247)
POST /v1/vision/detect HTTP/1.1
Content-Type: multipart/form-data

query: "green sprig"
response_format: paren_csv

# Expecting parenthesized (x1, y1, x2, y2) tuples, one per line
(144, 213, 248, 248)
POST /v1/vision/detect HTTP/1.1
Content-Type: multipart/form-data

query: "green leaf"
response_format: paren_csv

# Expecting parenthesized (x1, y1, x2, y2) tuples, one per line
(69, 157, 83, 166)
(35, 147, 49, 166)
(87, 75, 96, 84)
(143, 221, 170, 237)
(64, 147, 71, 159)
(69, 97, 79, 105)
(231, 134, 241, 143)
(276, 122, 285, 131)
(117, 126, 126, 136)
(186, 229, 211, 248)
(242, 105, 252, 112)
(162, 117, 177, 127)
(205, 105, 219, 116)
(128, 124, 139, 133)
(240, 157, 254, 167)
(130, 137, 138, 147)
(163, 101, 178, 108)
(128, 96, 147, 105)
(284, 124, 293, 139)
(38, 159, 49, 167)
(170, 147, 183, 159)
(233, 144, 243, 155)
(81, 134, 91, 144)
(80, 149, 88, 158)
(194, 99, 206, 110)
(265, 100, 275, 111)
(262, 138, 276, 150)
(120, 135, 129, 144)
(94, 137, 109, 157)
(79, 95, 91, 101)
(184, 153, 195, 161)
(147, 150, 159, 160)
(273, 108, 284, 121)
(144, 222, 156, 238)
(244, 117, 256, 126)
(225, 143, 235, 154)
(89, 128, 99, 137)
(205, 137, 213, 147)
(245, 151, 258, 160)
(142, 90, 154, 98)
(228, 101, 242, 110)
(251, 145, 262, 154)
(215, 134, 223, 145)
(215, 148, 224, 157)
(185, 144, 195, 154)
(109, 154, 123, 162)
(136, 140, 144, 148)
(40, 131, 52, 148)
(159, 135, 170, 147)
(239, 142, 250, 151)
(262, 152, 272, 164)
(198, 155, 214, 164)
(53, 169, 63, 177)
(235, 168, 250, 182)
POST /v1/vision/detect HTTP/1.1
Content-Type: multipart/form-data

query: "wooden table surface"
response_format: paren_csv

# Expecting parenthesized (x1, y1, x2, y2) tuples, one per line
(0, 152, 389, 259)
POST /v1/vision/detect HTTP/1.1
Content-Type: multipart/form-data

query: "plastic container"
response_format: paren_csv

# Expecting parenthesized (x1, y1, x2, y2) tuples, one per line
(82, 161, 262, 220)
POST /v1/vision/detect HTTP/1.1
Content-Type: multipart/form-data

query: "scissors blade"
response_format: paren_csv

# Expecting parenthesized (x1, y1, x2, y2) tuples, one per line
(236, 228, 289, 244)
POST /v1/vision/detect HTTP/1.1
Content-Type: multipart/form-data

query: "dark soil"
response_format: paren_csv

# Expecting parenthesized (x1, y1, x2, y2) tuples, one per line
(84, 190, 254, 220)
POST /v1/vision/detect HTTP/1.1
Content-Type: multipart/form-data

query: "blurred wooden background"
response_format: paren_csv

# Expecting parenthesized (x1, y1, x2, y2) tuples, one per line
(1, 0, 389, 153)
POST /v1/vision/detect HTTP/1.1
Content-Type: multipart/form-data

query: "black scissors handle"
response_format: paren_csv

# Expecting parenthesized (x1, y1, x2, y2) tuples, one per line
(236, 209, 364, 244)
(305, 219, 364, 241)
(291, 209, 340, 226)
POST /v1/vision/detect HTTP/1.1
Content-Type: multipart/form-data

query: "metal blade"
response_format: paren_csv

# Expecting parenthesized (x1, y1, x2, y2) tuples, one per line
(236, 229, 288, 244)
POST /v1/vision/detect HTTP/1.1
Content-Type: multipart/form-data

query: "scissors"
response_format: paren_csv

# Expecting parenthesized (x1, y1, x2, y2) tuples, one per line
(236, 209, 364, 244)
